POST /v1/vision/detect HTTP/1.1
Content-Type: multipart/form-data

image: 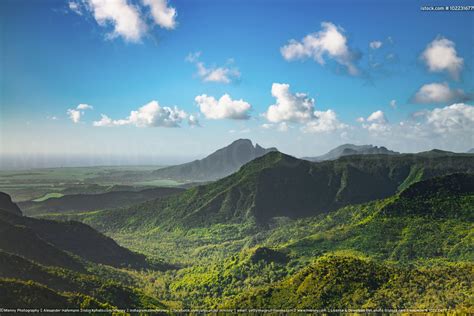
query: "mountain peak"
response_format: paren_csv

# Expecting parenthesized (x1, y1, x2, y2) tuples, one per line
(153, 139, 278, 181)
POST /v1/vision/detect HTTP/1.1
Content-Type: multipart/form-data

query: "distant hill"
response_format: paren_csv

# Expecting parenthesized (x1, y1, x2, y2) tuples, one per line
(468, 148, 474, 153)
(152, 139, 278, 181)
(19, 186, 184, 216)
(75, 151, 474, 232)
(302, 144, 399, 161)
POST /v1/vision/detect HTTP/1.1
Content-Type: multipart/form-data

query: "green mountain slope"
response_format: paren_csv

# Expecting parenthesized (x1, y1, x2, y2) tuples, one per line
(0, 219, 84, 271)
(0, 209, 151, 269)
(280, 173, 474, 262)
(0, 279, 113, 310)
(222, 254, 473, 311)
(73, 152, 474, 233)
(0, 191, 174, 310)
(0, 251, 164, 309)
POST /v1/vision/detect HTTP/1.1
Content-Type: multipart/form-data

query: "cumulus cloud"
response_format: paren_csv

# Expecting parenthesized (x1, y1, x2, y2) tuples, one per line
(412, 82, 469, 104)
(414, 103, 474, 135)
(93, 100, 187, 127)
(195, 94, 251, 120)
(302, 110, 347, 133)
(74, 0, 177, 42)
(264, 83, 346, 133)
(350, 104, 473, 152)
(67, 103, 93, 123)
(142, 0, 177, 29)
(369, 41, 382, 49)
(83, 0, 146, 42)
(421, 37, 464, 80)
(359, 110, 390, 133)
(390, 100, 397, 109)
(280, 22, 359, 75)
(186, 52, 240, 84)
(264, 83, 315, 123)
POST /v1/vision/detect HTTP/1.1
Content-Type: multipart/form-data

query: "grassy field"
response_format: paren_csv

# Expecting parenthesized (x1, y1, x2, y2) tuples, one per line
(0, 165, 180, 202)
(33, 193, 64, 202)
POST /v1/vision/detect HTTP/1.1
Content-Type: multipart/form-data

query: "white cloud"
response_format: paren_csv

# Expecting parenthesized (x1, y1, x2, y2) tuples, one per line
(416, 103, 474, 134)
(345, 104, 474, 153)
(142, 0, 177, 29)
(69, 1, 82, 15)
(359, 103, 474, 136)
(76, 103, 93, 110)
(67, 103, 93, 123)
(187, 114, 200, 127)
(302, 110, 347, 133)
(84, 0, 147, 42)
(264, 83, 346, 134)
(367, 110, 386, 122)
(93, 100, 187, 127)
(360, 110, 390, 133)
(195, 94, 251, 120)
(369, 41, 382, 49)
(412, 82, 468, 104)
(264, 83, 315, 123)
(186, 52, 240, 84)
(280, 22, 359, 75)
(421, 37, 464, 80)
(67, 109, 81, 123)
(390, 100, 397, 109)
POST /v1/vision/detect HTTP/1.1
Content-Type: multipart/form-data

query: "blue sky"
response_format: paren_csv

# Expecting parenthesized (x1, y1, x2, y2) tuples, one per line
(1, 0, 473, 168)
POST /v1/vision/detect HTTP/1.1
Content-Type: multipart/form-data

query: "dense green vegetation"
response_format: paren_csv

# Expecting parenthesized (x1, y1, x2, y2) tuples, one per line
(0, 279, 114, 310)
(1, 152, 473, 311)
(222, 254, 473, 311)
(0, 251, 165, 309)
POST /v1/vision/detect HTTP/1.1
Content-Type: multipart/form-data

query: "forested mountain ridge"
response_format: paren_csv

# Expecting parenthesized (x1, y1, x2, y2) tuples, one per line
(74, 151, 474, 232)
(302, 144, 400, 161)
